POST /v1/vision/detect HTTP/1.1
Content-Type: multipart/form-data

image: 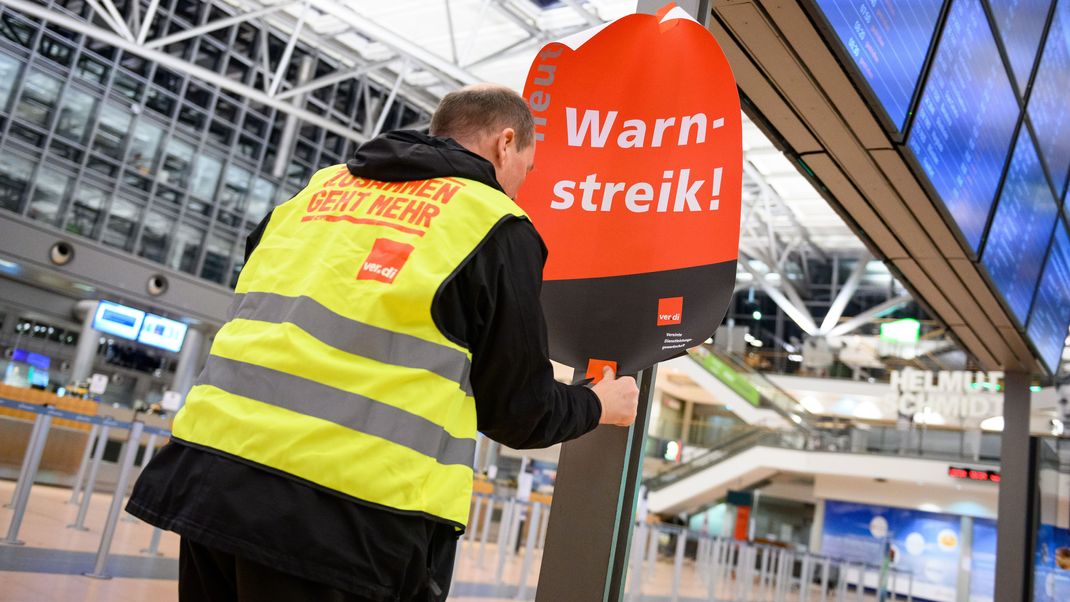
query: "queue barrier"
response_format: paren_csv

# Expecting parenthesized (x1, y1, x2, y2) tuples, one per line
(0, 396, 170, 578)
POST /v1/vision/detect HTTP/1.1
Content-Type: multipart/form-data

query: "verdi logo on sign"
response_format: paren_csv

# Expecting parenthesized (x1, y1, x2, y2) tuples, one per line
(888, 368, 1004, 419)
(519, 5, 742, 375)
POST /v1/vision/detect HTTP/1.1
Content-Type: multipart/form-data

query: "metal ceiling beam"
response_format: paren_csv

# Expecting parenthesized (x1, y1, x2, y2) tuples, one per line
(145, 2, 295, 49)
(818, 254, 869, 335)
(562, 0, 602, 26)
(738, 258, 819, 336)
(274, 58, 396, 101)
(826, 295, 912, 338)
(1, 0, 369, 144)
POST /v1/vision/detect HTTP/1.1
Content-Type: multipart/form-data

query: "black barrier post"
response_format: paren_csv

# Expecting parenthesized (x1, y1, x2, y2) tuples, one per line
(535, 365, 656, 602)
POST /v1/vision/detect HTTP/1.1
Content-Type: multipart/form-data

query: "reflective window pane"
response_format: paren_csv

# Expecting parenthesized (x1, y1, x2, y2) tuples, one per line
(160, 137, 194, 189)
(65, 183, 107, 239)
(191, 153, 222, 200)
(168, 222, 205, 274)
(28, 167, 71, 227)
(245, 177, 275, 222)
(220, 164, 251, 211)
(15, 69, 62, 127)
(0, 154, 34, 213)
(127, 120, 164, 176)
(102, 196, 142, 250)
(56, 87, 97, 143)
(93, 103, 131, 156)
(0, 54, 24, 112)
(201, 231, 235, 283)
(138, 210, 173, 263)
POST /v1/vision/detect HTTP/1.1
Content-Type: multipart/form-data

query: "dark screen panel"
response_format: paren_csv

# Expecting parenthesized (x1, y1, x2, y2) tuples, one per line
(981, 127, 1058, 326)
(989, 0, 1054, 92)
(1028, 2, 1070, 199)
(907, 0, 1020, 253)
(1026, 220, 1070, 374)
(814, 0, 943, 130)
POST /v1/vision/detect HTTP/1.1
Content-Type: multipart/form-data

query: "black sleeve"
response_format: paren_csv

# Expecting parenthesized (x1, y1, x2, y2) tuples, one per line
(244, 209, 274, 263)
(433, 218, 602, 450)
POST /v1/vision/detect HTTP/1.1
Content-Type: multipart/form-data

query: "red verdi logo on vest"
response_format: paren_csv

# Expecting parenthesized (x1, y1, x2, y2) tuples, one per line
(358, 238, 415, 284)
(518, 5, 742, 374)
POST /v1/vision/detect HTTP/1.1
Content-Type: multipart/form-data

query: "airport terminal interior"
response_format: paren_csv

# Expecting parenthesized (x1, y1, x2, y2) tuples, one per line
(1, 0, 1070, 601)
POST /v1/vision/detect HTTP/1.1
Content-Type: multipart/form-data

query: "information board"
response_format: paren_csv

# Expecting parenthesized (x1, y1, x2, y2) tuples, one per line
(1027, 221, 1070, 374)
(1027, 3, 1070, 200)
(92, 301, 145, 341)
(981, 128, 1058, 327)
(821, 500, 962, 601)
(138, 313, 188, 353)
(990, 0, 1053, 92)
(813, 0, 943, 131)
(907, 0, 1020, 253)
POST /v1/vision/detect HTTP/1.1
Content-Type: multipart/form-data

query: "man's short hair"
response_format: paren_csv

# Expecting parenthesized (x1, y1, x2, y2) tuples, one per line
(430, 85, 535, 149)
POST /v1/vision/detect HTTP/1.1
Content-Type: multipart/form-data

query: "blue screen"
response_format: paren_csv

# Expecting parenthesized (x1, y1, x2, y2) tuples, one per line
(1028, 3, 1070, 200)
(907, 0, 1020, 252)
(814, 0, 943, 130)
(990, 0, 1054, 92)
(981, 128, 1058, 326)
(821, 500, 962, 601)
(1027, 221, 1070, 374)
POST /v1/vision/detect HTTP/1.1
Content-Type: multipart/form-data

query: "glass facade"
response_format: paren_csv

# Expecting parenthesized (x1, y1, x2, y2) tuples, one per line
(0, 1, 429, 287)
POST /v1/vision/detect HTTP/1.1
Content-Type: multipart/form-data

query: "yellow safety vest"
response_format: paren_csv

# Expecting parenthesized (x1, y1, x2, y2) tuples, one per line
(173, 164, 527, 527)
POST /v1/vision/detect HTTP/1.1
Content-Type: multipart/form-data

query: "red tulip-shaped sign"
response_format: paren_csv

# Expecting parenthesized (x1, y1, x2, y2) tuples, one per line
(518, 4, 743, 376)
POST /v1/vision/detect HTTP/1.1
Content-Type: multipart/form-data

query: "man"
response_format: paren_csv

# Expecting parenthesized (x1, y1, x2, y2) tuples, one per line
(128, 83, 639, 601)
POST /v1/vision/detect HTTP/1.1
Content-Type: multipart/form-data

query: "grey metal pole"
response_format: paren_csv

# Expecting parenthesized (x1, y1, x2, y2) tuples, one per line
(495, 498, 515, 584)
(536, 502, 549, 550)
(907, 572, 913, 602)
(69, 424, 110, 531)
(856, 565, 865, 602)
(141, 527, 164, 556)
(800, 554, 812, 602)
(670, 529, 686, 602)
(821, 557, 831, 600)
(507, 501, 524, 554)
(86, 420, 144, 579)
(478, 496, 495, 566)
(1, 413, 52, 545)
(644, 524, 660, 600)
(469, 495, 484, 551)
(69, 424, 100, 504)
(4, 409, 47, 509)
(516, 502, 542, 600)
(994, 372, 1037, 602)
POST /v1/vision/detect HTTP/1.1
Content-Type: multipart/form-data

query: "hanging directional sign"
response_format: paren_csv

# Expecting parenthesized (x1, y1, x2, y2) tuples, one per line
(518, 4, 742, 376)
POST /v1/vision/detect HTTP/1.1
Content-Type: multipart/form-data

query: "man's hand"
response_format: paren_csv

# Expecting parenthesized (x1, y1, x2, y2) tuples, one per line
(592, 366, 639, 426)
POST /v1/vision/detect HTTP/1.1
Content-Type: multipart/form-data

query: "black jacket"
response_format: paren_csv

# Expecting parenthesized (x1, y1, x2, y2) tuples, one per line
(127, 131, 601, 601)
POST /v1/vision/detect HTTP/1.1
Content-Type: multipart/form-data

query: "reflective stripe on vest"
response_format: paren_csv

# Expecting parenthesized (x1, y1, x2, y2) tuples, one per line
(229, 291, 473, 396)
(172, 165, 527, 527)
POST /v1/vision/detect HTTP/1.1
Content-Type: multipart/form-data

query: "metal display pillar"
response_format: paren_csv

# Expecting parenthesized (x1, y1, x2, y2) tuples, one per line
(534, 366, 656, 602)
(993, 371, 1036, 602)
(171, 327, 205, 402)
(69, 300, 100, 385)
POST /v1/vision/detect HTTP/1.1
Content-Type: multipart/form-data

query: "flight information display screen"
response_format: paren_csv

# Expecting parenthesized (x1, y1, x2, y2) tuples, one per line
(813, 0, 943, 131)
(907, 0, 1020, 253)
(1027, 221, 1070, 374)
(990, 0, 1053, 92)
(1028, 3, 1070, 200)
(981, 128, 1059, 327)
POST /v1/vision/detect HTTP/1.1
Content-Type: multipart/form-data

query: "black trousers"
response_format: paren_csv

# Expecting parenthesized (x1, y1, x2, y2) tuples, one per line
(179, 538, 376, 602)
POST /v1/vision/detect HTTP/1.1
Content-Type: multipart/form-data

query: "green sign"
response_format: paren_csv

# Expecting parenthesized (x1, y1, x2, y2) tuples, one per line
(880, 318, 921, 344)
(690, 351, 761, 406)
